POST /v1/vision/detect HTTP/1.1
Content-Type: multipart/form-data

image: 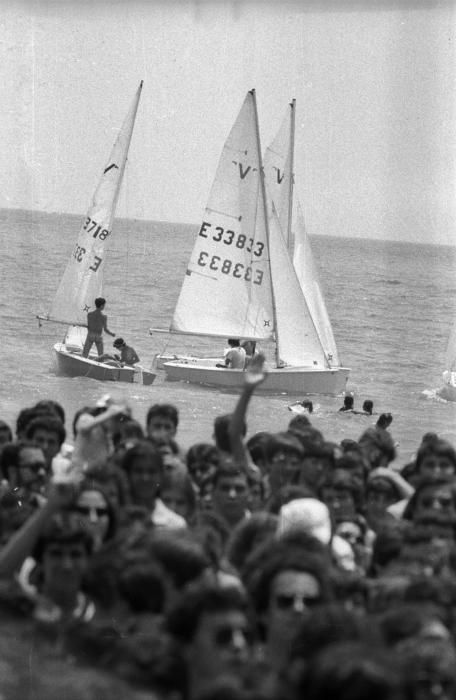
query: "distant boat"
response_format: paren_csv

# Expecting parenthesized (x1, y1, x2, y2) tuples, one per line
(160, 90, 349, 395)
(437, 324, 456, 401)
(37, 81, 156, 385)
(263, 97, 345, 373)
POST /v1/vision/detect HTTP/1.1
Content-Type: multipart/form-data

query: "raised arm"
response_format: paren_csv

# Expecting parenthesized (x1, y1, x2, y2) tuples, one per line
(0, 482, 78, 578)
(228, 353, 267, 468)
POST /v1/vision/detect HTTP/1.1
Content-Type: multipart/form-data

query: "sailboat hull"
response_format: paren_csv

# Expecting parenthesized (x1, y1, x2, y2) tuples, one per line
(163, 360, 349, 396)
(54, 343, 156, 385)
(153, 353, 222, 371)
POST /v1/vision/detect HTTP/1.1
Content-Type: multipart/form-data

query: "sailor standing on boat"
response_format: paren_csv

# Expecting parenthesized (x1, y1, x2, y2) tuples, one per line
(82, 297, 115, 358)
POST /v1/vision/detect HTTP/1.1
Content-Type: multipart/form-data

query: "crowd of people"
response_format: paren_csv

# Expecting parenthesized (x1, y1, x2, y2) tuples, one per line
(1, 354, 456, 698)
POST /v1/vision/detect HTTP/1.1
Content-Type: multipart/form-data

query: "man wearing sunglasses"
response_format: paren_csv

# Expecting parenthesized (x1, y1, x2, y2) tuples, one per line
(245, 538, 332, 677)
(166, 581, 253, 699)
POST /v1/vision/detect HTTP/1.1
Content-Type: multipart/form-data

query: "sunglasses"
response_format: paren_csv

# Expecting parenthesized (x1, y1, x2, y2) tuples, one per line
(19, 462, 46, 473)
(273, 593, 321, 610)
(46, 546, 86, 560)
(420, 496, 453, 509)
(74, 505, 109, 517)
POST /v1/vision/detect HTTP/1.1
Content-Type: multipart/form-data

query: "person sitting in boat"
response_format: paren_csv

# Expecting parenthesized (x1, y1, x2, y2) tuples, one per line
(338, 395, 354, 412)
(241, 340, 258, 368)
(112, 338, 140, 367)
(96, 338, 140, 368)
(82, 297, 115, 359)
(215, 339, 246, 370)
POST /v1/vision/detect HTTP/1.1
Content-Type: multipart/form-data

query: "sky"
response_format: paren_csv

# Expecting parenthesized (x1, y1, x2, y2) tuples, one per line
(1, 0, 456, 244)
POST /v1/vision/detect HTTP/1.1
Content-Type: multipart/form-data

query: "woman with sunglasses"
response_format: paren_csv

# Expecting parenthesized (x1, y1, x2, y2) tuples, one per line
(71, 483, 117, 552)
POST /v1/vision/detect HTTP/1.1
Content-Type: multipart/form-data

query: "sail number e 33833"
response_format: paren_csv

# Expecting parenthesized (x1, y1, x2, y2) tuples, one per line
(196, 252, 264, 285)
(198, 222, 265, 258)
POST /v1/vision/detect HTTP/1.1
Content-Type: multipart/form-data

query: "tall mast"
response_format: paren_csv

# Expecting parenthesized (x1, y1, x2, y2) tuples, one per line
(287, 99, 296, 253)
(251, 89, 280, 368)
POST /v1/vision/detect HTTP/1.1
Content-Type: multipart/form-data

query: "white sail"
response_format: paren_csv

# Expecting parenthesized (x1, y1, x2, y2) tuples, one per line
(263, 99, 340, 367)
(268, 203, 327, 367)
(46, 81, 143, 326)
(444, 323, 456, 373)
(170, 90, 275, 340)
(293, 202, 340, 366)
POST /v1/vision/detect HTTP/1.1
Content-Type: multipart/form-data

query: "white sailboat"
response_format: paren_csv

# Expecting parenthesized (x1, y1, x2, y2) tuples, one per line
(161, 90, 349, 395)
(38, 81, 156, 385)
(263, 98, 346, 372)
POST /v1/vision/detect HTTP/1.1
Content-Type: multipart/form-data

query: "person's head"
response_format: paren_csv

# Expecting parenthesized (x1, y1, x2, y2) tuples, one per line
(335, 453, 368, 488)
(33, 400, 66, 425)
(265, 432, 305, 495)
(319, 469, 363, 523)
(334, 517, 367, 553)
(362, 399, 374, 415)
(244, 539, 331, 667)
(16, 404, 63, 441)
(187, 442, 220, 488)
(213, 413, 246, 454)
(365, 470, 406, 523)
(0, 442, 47, 492)
(402, 476, 456, 527)
(113, 337, 126, 349)
(302, 642, 403, 700)
(277, 497, 333, 545)
(415, 437, 456, 480)
(342, 395, 354, 409)
(295, 441, 336, 492)
(0, 420, 13, 446)
(210, 461, 251, 527)
(397, 637, 456, 700)
(121, 440, 164, 507)
(288, 413, 312, 432)
(166, 581, 252, 697)
(246, 431, 271, 474)
(227, 339, 241, 348)
(25, 416, 66, 471)
(358, 427, 396, 470)
(161, 470, 197, 523)
(94, 297, 106, 309)
(71, 484, 117, 551)
(146, 404, 178, 442)
(226, 512, 279, 572)
(33, 512, 94, 608)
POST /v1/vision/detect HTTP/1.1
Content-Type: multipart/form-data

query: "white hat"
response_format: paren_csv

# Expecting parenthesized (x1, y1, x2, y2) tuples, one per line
(277, 498, 332, 545)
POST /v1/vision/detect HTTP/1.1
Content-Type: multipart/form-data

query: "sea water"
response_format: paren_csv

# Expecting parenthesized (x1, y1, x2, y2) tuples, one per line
(1, 207, 455, 468)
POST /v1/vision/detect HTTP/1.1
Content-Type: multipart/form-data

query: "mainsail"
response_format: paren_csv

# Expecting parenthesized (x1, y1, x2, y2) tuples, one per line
(170, 90, 275, 340)
(263, 99, 340, 367)
(45, 81, 143, 327)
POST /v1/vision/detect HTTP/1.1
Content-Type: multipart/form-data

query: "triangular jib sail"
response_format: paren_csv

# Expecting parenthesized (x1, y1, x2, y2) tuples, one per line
(263, 99, 341, 368)
(44, 81, 143, 327)
(170, 90, 275, 341)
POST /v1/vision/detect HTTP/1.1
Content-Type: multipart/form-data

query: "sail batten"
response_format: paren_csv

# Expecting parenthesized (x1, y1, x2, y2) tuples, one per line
(44, 82, 143, 327)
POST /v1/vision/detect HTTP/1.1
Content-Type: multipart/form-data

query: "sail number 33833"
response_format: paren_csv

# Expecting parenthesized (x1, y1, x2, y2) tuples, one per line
(198, 222, 265, 257)
(196, 252, 264, 285)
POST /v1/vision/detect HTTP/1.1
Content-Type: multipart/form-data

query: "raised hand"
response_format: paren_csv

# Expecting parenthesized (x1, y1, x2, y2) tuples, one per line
(244, 352, 267, 387)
